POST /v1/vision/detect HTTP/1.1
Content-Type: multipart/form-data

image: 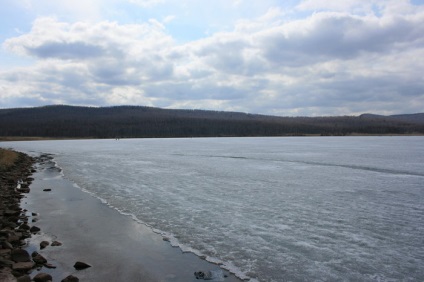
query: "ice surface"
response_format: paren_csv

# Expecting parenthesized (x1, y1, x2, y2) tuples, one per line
(3, 136, 424, 281)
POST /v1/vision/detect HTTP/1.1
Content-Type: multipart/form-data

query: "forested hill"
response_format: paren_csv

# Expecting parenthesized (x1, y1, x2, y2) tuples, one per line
(0, 105, 423, 138)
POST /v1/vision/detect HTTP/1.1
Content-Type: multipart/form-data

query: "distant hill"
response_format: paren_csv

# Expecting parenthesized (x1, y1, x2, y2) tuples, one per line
(0, 105, 423, 138)
(360, 113, 424, 124)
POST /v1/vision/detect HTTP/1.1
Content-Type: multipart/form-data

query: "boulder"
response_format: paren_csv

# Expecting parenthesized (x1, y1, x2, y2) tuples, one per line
(29, 226, 41, 233)
(0, 270, 16, 282)
(40, 241, 49, 249)
(12, 261, 35, 271)
(32, 253, 47, 264)
(11, 249, 31, 262)
(1, 241, 13, 249)
(0, 257, 14, 266)
(16, 274, 32, 282)
(61, 275, 79, 282)
(43, 263, 56, 269)
(73, 261, 91, 270)
(33, 272, 53, 282)
(18, 223, 30, 230)
(51, 240, 62, 246)
(194, 270, 213, 280)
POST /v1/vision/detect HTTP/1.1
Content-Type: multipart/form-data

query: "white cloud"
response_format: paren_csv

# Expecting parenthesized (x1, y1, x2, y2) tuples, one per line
(128, 0, 165, 7)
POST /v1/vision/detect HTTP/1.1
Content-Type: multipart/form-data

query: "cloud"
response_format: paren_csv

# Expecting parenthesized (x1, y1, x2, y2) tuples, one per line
(1, 1, 424, 116)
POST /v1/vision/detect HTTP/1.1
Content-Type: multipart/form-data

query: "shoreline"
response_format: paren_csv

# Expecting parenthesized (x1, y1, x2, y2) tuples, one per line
(2, 150, 243, 281)
(1, 132, 424, 143)
(0, 149, 38, 281)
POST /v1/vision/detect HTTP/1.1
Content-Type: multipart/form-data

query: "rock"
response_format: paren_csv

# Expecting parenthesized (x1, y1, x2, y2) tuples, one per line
(18, 223, 30, 230)
(32, 253, 47, 264)
(42, 189, 51, 192)
(194, 270, 213, 280)
(33, 272, 53, 282)
(12, 261, 35, 271)
(11, 249, 31, 262)
(43, 263, 56, 269)
(0, 257, 14, 266)
(29, 226, 41, 233)
(51, 240, 62, 246)
(0, 270, 16, 282)
(0, 249, 11, 256)
(16, 274, 32, 282)
(61, 275, 79, 282)
(40, 241, 49, 249)
(1, 241, 13, 249)
(17, 188, 30, 193)
(73, 261, 91, 270)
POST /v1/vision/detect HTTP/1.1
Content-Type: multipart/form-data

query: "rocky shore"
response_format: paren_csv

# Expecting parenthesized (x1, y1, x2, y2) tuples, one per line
(0, 149, 79, 282)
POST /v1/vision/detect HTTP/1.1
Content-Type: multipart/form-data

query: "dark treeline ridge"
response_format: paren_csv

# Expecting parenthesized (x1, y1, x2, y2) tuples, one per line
(0, 105, 423, 138)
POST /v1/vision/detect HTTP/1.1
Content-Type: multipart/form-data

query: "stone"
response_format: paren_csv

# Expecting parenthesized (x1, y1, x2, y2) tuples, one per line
(33, 272, 53, 282)
(32, 253, 47, 264)
(0, 257, 14, 266)
(1, 241, 13, 249)
(17, 275, 32, 282)
(11, 249, 31, 262)
(0, 270, 16, 282)
(40, 241, 49, 249)
(194, 270, 213, 280)
(61, 275, 79, 282)
(51, 240, 62, 246)
(43, 263, 56, 269)
(29, 226, 41, 233)
(12, 261, 35, 271)
(18, 223, 30, 230)
(0, 248, 11, 256)
(73, 261, 91, 270)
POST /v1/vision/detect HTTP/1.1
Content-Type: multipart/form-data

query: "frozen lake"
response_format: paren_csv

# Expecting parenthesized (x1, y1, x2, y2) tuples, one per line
(3, 136, 424, 281)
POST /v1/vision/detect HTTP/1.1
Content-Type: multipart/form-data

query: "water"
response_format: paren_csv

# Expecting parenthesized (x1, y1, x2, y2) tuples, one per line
(3, 137, 424, 281)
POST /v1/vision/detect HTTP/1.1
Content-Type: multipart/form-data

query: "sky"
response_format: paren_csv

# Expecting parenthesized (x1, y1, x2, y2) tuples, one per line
(1, 0, 424, 116)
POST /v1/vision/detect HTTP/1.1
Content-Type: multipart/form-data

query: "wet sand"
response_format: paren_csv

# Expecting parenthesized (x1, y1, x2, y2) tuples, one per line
(24, 156, 243, 281)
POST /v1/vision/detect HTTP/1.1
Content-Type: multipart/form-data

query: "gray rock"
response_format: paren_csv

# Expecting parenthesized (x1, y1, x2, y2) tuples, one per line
(0, 270, 16, 282)
(29, 226, 41, 233)
(61, 275, 79, 282)
(17, 274, 32, 282)
(12, 261, 35, 271)
(1, 241, 13, 249)
(73, 261, 91, 270)
(51, 240, 62, 246)
(32, 253, 47, 264)
(194, 270, 213, 280)
(43, 263, 56, 269)
(40, 241, 49, 249)
(11, 249, 31, 262)
(0, 257, 14, 266)
(33, 272, 53, 282)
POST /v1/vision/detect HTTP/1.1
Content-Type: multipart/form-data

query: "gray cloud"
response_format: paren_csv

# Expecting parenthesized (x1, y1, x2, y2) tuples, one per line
(2, 5, 424, 116)
(258, 13, 424, 66)
(26, 41, 104, 60)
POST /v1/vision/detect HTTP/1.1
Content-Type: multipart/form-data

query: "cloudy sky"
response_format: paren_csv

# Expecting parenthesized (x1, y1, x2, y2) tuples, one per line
(1, 0, 424, 116)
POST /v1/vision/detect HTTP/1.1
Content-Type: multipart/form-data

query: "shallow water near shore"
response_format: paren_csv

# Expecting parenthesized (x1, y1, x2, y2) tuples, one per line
(22, 155, 240, 281)
(3, 136, 424, 281)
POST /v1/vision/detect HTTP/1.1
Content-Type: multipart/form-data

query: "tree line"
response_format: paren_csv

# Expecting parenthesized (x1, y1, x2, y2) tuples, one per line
(0, 105, 423, 138)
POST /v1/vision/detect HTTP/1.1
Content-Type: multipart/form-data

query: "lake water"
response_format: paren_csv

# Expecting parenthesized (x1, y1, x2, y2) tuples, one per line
(3, 137, 424, 281)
